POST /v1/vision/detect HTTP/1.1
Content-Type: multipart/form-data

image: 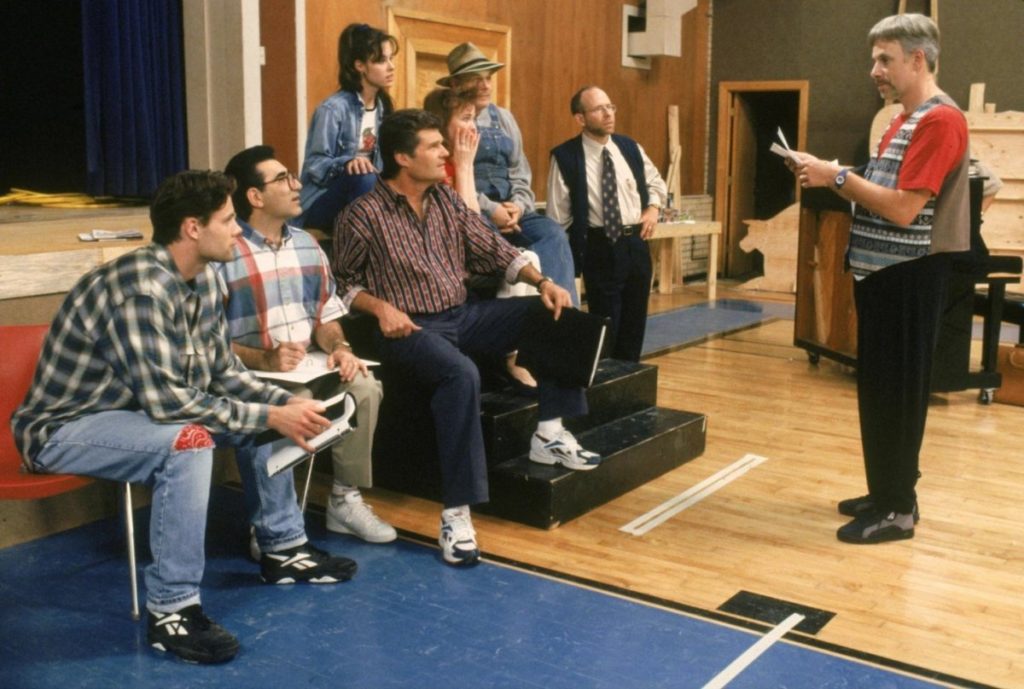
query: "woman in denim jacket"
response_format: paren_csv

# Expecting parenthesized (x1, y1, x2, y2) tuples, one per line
(298, 24, 397, 230)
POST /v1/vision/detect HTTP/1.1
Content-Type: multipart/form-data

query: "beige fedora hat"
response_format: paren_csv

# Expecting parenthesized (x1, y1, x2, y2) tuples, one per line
(436, 42, 504, 86)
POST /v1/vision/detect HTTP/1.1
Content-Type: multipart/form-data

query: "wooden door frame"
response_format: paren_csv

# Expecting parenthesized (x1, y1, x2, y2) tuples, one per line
(714, 80, 808, 276)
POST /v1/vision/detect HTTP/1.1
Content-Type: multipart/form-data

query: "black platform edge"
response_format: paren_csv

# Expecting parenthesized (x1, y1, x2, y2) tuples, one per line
(480, 407, 707, 529)
(481, 359, 658, 464)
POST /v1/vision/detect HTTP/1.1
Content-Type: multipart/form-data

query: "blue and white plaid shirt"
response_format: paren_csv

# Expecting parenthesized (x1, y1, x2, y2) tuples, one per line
(12, 243, 290, 465)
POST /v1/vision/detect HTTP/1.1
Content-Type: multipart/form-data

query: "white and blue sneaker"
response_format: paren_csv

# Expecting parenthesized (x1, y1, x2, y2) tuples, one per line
(439, 507, 480, 567)
(529, 429, 602, 471)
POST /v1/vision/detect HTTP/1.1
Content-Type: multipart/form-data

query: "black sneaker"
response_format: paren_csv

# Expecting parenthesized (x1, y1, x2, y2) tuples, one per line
(147, 604, 239, 664)
(837, 510, 915, 544)
(260, 542, 357, 584)
(838, 495, 920, 523)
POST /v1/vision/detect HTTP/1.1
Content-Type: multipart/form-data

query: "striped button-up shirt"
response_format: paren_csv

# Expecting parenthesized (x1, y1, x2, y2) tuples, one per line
(12, 244, 291, 464)
(217, 221, 345, 349)
(333, 180, 530, 315)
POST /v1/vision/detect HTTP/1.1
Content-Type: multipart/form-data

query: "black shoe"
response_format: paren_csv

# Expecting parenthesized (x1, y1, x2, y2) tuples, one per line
(838, 495, 920, 523)
(260, 541, 357, 584)
(837, 510, 915, 544)
(147, 604, 239, 664)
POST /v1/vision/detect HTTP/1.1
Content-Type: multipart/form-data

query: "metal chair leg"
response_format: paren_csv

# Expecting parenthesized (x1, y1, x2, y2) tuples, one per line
(298, 454, 316, 514)
(123, 483, 140, 621)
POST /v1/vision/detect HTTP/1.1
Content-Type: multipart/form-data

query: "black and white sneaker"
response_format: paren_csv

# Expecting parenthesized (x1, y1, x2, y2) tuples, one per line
(439, 507, 480, 567)
(837, 510, 915, 544)
(147, 604, 239, 664)
(260, 542, 357, 584)
(838, 494, 920, 523)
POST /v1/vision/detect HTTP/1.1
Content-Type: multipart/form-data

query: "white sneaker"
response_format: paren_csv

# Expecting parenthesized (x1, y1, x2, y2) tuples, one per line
(529, 429, 602, 471)
(439, 508, 480, 566)
(326, 491, 397, 543)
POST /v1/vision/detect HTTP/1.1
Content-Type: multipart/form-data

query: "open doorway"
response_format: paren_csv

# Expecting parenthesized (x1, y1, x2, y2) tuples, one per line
(714, 80, 808, 279)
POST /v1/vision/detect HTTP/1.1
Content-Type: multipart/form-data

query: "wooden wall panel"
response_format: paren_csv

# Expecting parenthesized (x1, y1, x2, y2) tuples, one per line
(260, 0, 298, 173)
(303, 0, 709, 198)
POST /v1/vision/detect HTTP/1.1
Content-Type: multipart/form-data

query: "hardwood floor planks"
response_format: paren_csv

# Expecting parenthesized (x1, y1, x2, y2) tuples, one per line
(364, 292, 1024, 687)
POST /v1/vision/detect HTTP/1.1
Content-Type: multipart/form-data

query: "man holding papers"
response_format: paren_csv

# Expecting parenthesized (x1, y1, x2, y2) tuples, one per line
(333, 110, 603, 567)
(221, 146, 395, 547)
(786, 14, 970, 544)
(12, 171, 356, 664)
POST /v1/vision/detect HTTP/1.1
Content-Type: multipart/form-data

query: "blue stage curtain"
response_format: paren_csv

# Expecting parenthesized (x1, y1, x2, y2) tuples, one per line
(82, 0, 187, 197)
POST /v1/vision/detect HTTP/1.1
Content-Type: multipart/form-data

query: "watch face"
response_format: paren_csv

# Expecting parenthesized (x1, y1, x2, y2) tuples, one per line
(835, 171, 846, 188)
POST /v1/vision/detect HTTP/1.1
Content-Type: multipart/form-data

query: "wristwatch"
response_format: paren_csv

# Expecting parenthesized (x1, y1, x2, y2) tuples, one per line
(834, 167, 850, 190)
(535, 276, 552, 290)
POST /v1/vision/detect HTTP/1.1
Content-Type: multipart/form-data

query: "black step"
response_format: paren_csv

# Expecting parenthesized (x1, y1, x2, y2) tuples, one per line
(480, 407, 706, 529)
(482, 359, 658, 465)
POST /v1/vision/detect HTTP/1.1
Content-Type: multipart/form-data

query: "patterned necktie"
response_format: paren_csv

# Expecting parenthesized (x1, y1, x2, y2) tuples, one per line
(601, 148, 622, 242)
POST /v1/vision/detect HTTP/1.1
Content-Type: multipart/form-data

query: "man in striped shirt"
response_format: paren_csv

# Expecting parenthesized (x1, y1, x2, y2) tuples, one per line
(220, 145, 395, 550)
(333, 110, 602, 567)
(12, 171, 357, 664)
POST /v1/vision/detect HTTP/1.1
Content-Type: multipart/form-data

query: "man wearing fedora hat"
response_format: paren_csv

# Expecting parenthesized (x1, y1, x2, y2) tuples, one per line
(439, 42, 580, 307)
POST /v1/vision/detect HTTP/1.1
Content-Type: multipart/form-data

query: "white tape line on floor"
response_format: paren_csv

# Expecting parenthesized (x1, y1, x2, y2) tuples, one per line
(620, 453, 768, 536)
(701, 613, 805, 689)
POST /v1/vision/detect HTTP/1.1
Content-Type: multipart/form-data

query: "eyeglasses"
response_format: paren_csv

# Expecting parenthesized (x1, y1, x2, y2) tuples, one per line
(584, 103, 617, 115)
(258, 171, 299, 190)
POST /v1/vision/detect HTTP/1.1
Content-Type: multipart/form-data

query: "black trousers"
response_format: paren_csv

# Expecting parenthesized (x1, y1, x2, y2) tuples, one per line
(582, 230, 653, 362)
(853, 253, 955, 514)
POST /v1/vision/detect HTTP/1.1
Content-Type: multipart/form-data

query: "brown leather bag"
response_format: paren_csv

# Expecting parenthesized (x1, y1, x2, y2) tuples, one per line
(994, 344, 1024, 406)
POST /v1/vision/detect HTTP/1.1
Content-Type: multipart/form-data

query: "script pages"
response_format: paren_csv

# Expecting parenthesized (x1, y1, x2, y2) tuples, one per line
(263, 392, 357, 477)
(254, 350, 378, 386)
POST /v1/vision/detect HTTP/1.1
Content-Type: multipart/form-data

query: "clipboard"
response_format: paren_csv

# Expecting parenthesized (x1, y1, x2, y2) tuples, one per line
(516, 308, 608, 388)
(260, 392, 357, 477)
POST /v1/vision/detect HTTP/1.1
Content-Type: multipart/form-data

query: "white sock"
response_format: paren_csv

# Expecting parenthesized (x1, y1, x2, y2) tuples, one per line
(536, 419, 563, 438)
(332, 483, 360, 500)
(442, 505, 470, 519)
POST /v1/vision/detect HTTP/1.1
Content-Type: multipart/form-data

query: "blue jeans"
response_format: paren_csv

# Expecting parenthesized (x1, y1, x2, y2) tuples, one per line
(233, 439, 314, 554)
(34, 410, 306, 613)
(34, 411, 211, 613)
(486, 212, 579, 306)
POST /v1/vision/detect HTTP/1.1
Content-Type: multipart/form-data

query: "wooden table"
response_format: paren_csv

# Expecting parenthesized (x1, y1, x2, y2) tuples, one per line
(648, 221, 721, 300)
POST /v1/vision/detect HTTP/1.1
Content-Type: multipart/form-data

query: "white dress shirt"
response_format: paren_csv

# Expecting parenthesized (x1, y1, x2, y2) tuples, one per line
(546, 134, 668, 228)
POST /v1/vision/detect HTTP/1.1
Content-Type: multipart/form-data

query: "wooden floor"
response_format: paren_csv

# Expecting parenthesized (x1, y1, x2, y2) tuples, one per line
(363, 287, 1024, 689)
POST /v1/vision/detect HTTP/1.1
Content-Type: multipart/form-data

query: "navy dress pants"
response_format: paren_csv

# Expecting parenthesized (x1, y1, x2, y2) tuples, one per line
(583, 231, 653, 362)
(373, 297, 588, 507)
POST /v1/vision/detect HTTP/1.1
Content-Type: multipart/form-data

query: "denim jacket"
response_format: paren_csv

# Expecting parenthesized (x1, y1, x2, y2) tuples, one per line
(299, 90, 385, 211)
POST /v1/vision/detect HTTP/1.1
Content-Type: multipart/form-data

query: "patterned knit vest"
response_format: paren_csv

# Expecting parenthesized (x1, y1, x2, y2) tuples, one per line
(848, 95, 954, 277)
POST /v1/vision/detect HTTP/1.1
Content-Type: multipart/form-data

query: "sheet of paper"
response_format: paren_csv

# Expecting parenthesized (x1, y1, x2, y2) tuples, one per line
(770, 142, 803, 166)
(77, 229, 145, 242)
(254, 350, 379, 384)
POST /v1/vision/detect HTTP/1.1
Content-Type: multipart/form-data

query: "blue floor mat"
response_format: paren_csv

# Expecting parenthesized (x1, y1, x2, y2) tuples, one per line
(640, 298, 1017, 360)
(642, 299, 795, 358)
(0, 486, 951, 689)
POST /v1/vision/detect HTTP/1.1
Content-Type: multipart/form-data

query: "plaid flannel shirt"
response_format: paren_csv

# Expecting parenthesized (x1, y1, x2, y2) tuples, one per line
(12, 244, 290, 464)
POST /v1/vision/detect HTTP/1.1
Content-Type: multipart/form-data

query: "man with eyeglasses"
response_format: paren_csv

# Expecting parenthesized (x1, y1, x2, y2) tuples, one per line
(547, 86, 667, 361)
(220, 146, 396, 554)
(12, 169, 357, 664)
